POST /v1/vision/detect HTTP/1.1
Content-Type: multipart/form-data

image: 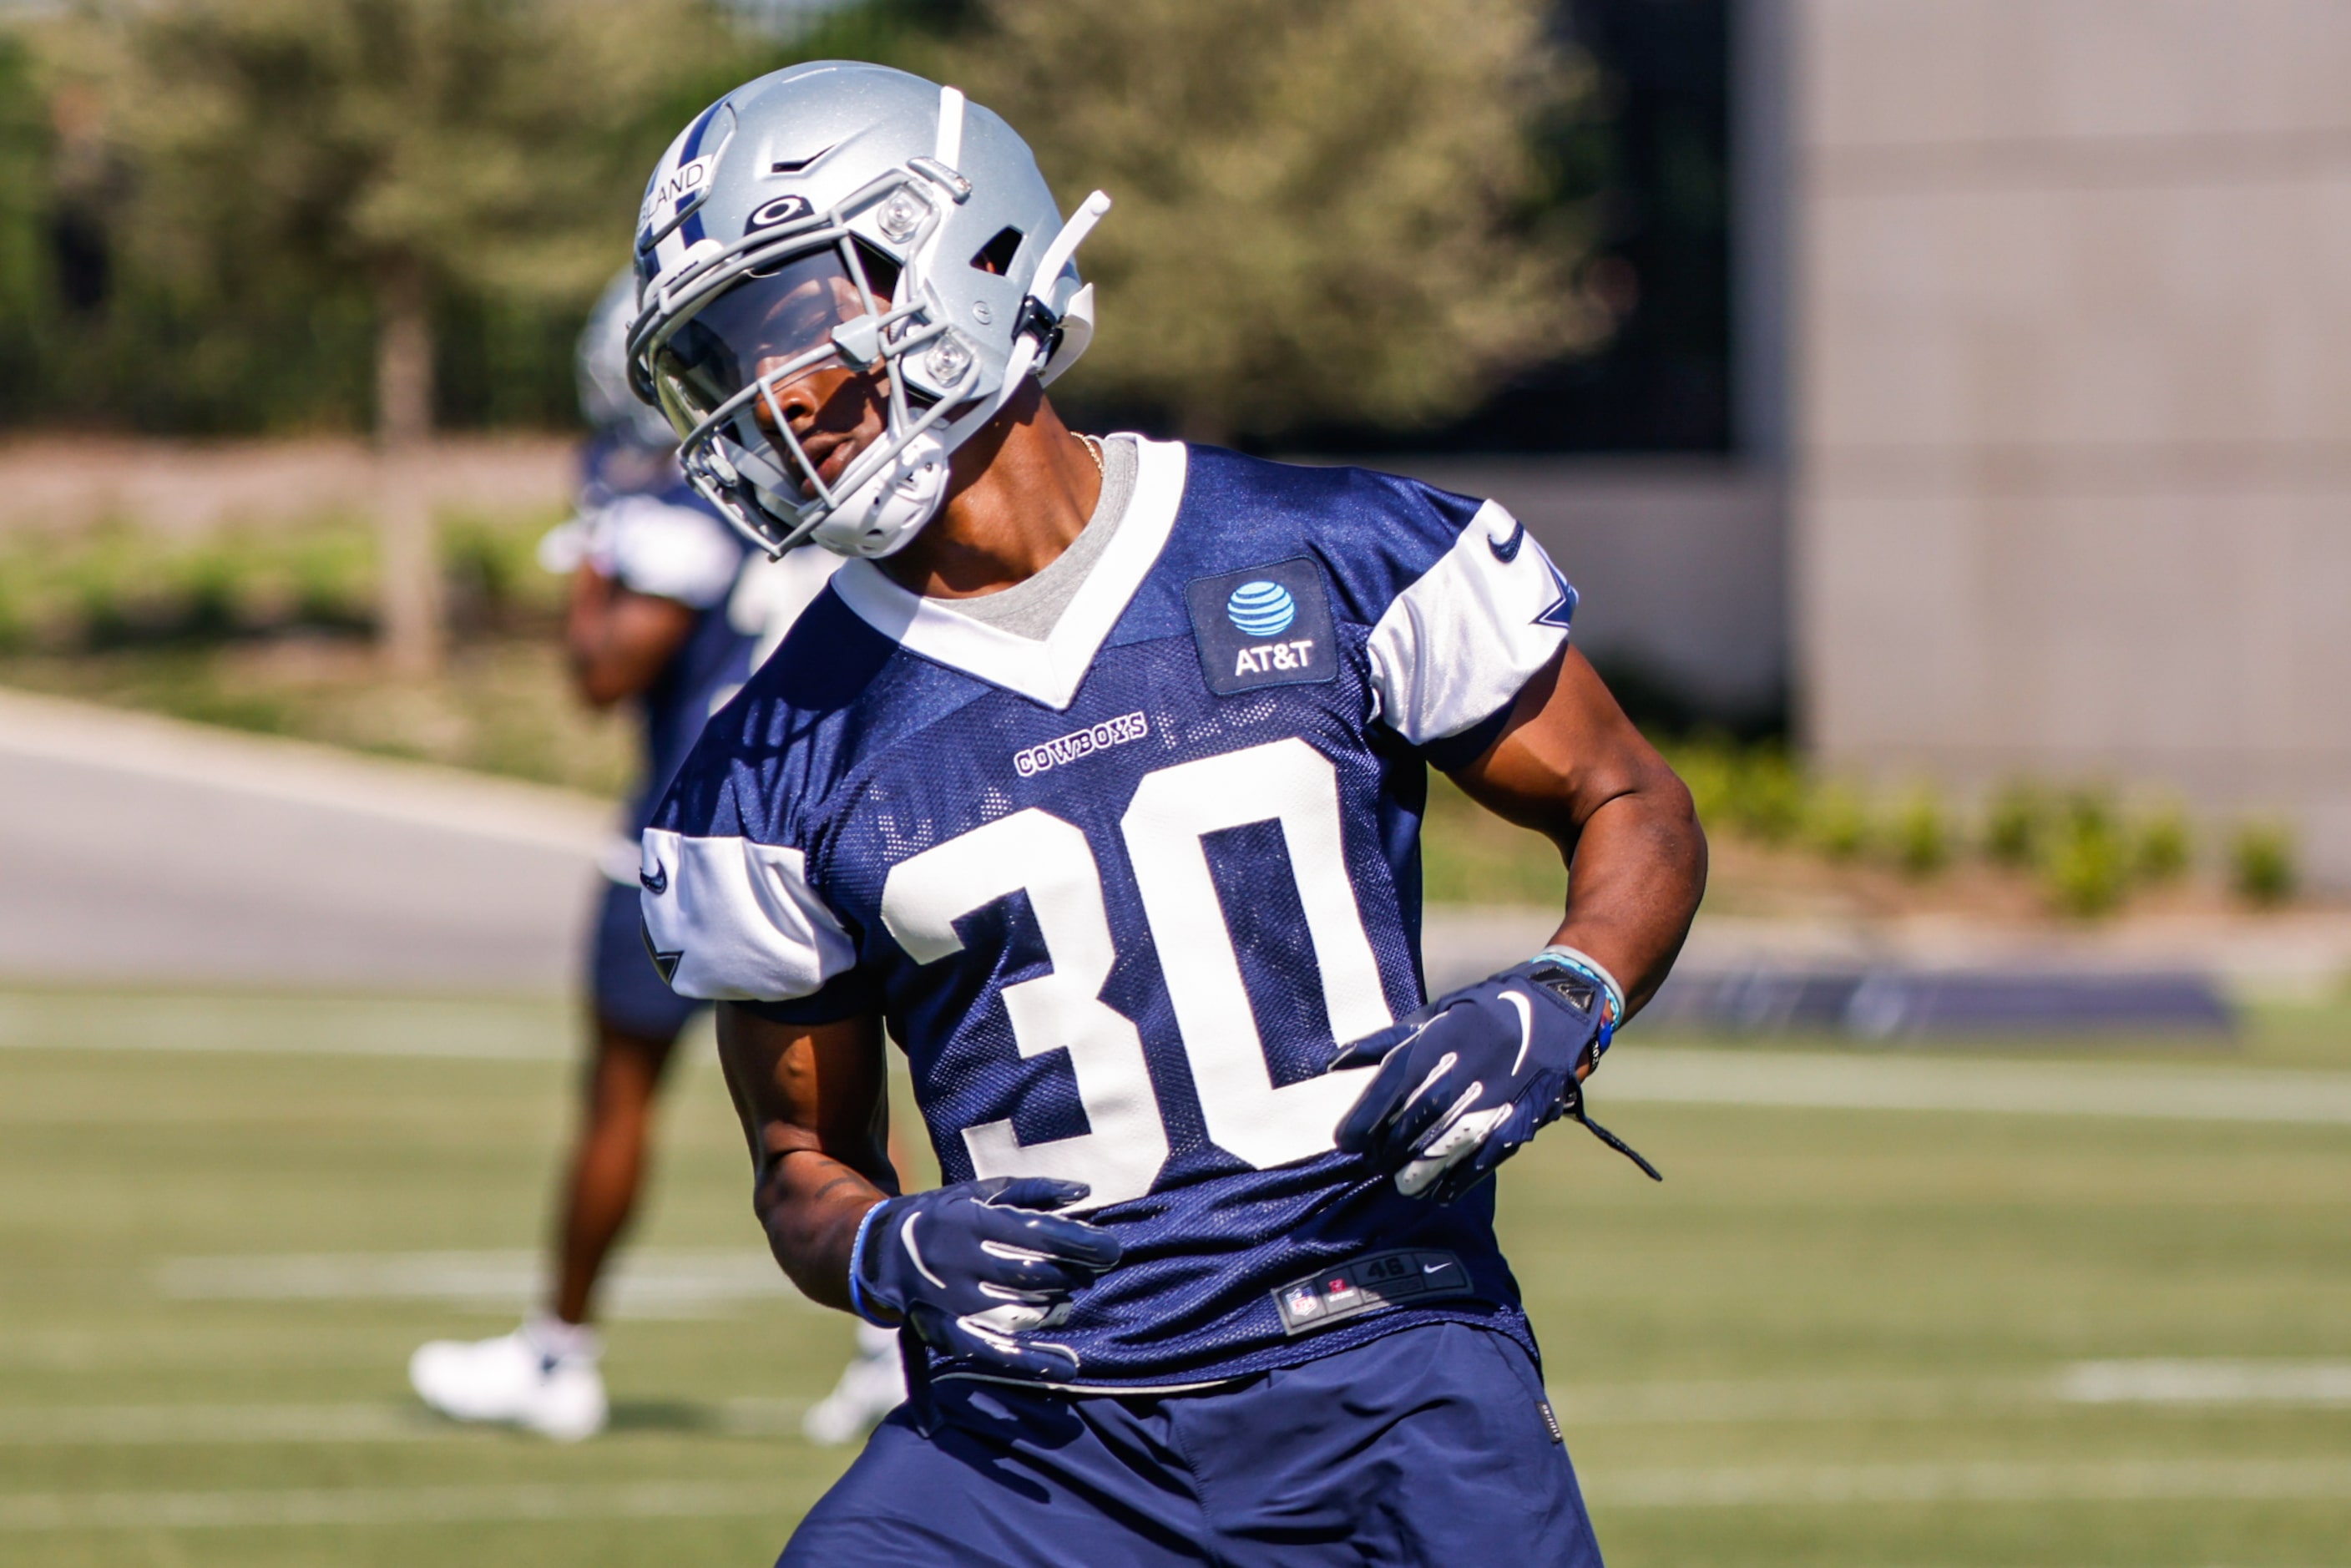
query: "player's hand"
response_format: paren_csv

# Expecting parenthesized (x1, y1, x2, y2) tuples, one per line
(851, 1176, 1122, 1378)
(1331, 955, 1658, 1201)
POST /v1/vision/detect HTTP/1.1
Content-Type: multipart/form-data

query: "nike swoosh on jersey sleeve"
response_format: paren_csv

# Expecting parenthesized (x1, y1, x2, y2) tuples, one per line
(639, 827, 858, 1001)
(1363, 499, 1575, 747)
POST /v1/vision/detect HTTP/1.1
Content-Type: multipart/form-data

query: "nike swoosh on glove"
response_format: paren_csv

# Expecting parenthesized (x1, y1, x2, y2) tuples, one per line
(1332, 958, 1661, 1203)
(851, 1176, 1122, 1378)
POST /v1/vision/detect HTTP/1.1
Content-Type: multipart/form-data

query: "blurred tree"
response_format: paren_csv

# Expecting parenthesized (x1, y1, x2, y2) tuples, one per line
(0, 30, 55, 413)
(78, 0, 741, 671)
(947, 0, 1600, 443)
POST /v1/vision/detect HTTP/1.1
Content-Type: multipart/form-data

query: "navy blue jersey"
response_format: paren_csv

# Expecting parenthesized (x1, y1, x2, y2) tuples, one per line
(643, 439, 1578, 1389)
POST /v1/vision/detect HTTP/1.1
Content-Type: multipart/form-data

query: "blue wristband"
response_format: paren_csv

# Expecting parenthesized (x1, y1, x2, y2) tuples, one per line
(845, 1200, 892, 1328)
(1533, 945, 1625, 1023)
(1532, 945, 1625, 1067)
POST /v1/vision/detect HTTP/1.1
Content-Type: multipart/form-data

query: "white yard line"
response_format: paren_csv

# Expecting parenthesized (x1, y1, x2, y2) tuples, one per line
(1560, 1375, 2037, 1424)
(17, 1016, 2351, 1128)
(0, 1399, 811, 1447)
(1560, 1362, 2351, 1424)
(0, 1405, 437, 1446)
(157, 1248, 812, 1319)
(0, 1479, 787, 1532)
(1600, 1048, 2351, 1126)
(7, 1360, 2341, 1452)
(1597, 1457, 2351, 1508)
(0, 994, 569, 1063)
(2059, 1360, 2351, 1407)
(3, 1459, 2344, 1530)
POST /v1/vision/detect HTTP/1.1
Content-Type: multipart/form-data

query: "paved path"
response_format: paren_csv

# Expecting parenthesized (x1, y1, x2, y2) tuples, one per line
(0, 689, 1558, 999)
(0, 690, 613, 994)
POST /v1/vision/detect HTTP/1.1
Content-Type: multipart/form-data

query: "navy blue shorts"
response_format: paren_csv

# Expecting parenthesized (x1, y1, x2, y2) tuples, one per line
(588, 878, 700, 1040)
(781, 1322, 1603, 1566)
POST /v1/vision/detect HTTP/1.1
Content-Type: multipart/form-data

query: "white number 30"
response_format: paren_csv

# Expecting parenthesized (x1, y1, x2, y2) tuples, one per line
(880, 738, 1392, 1208)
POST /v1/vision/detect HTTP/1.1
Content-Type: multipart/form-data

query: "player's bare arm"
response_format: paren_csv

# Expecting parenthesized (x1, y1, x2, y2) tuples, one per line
(1331, 644, 1703, 1203)
(717, 1000, 1120, 1374)
(563, 566, 698, 708)
(1453, 644, 1706, 1023)
(713, 1005, 897, 1313)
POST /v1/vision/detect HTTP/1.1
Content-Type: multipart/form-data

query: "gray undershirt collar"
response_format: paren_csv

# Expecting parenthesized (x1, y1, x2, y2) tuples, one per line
(936, 434, 1137, 642)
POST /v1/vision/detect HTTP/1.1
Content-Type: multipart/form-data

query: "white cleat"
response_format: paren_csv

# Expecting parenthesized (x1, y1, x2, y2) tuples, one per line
(409, 1317, 608, 1442)
(802, 1322, 908, 1446)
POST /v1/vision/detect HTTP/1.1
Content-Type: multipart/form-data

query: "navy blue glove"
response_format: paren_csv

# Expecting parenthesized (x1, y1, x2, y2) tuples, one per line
(850, 1176, 1122, 1378)
(1332, 953, 1659, 1202)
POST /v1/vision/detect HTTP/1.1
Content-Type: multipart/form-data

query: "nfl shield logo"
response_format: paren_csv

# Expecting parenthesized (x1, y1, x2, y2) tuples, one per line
(1285, 1286, 1323, 1320)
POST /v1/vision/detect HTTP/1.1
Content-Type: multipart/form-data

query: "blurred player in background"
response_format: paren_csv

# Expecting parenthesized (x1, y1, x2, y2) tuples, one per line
(407, 272, 897, 1444)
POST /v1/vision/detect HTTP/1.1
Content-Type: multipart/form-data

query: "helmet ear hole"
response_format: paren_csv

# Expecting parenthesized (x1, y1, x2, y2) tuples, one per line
(968, 225, 1023, 276)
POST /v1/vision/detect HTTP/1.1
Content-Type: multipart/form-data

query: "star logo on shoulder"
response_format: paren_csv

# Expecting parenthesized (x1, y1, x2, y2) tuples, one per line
(1534, 563, 1577, 630)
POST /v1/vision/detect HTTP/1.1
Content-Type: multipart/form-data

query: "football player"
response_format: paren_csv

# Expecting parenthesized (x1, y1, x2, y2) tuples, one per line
(407, 272, 892, 1443)
(632, 64, 1704, 1562)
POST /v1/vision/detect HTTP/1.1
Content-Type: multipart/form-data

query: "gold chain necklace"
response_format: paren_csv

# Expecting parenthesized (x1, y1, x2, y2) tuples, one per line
(1079, 433, 1105, 476)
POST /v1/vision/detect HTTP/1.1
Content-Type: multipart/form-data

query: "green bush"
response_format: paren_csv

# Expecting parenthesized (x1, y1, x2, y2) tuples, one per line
(2040, 791, 2129, 918)
(1727, 747, 1806, 844)
(1664, 741, 1736, 839)
(2231, 820, 2298, 907)
(1642, 741, 2256, 914)
(2042, 828, 2129, 917)
(1983, 780, 2049, 867)
(1807, 782, 1869, 862)
(1663, 739, 1812, 848)
(2133, 802, 2193, 884)
(1888, 785, 1949, 878)
(0, 509, 559, 652)
(442, 511, 565, 633)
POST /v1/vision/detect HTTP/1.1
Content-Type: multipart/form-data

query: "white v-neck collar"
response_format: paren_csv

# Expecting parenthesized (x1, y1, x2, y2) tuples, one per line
(830, 437, 1186, 711)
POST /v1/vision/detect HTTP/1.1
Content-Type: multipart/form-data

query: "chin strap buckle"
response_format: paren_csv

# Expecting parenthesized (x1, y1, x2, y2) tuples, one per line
(1014, 295, 1065, 364)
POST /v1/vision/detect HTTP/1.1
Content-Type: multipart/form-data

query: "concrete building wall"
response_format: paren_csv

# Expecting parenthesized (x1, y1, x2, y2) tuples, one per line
(1792, 0, 2351, 885)
(1384, 457, 1787, 726)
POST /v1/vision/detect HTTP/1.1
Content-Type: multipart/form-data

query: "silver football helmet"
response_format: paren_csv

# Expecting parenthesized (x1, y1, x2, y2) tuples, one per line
(626, 62, 1106, 559)
(578, 267, 677, 450)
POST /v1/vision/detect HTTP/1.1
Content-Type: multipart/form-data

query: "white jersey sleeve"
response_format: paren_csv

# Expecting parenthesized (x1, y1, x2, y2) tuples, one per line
(1363, 498, 1575, 749)
(638, 827, 857, 1002)
(603, 495, 745, 609)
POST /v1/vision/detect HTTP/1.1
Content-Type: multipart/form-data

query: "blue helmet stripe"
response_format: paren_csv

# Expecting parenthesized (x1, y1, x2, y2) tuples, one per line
(678, 97, 730, 246)
(682, 97, 726, 158)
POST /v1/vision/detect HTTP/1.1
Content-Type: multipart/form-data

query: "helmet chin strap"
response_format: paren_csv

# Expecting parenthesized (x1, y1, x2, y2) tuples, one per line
(813, 191, 1112, 561)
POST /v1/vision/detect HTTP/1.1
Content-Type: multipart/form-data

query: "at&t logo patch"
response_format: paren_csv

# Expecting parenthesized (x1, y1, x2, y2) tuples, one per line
(1186, 558, 1337, 697)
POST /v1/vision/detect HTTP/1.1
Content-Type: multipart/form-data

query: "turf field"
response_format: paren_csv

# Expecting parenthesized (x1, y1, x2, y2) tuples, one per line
(2, 988, 2346, 1566)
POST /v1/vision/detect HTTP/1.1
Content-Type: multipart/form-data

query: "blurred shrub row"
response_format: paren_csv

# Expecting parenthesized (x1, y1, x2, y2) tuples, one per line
(1671, 739, 2300, 913)
(0, 510, 561, 650)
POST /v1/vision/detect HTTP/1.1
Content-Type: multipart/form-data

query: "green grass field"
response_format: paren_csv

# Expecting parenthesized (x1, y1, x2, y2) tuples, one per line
(3, 990, 2347, 1565)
